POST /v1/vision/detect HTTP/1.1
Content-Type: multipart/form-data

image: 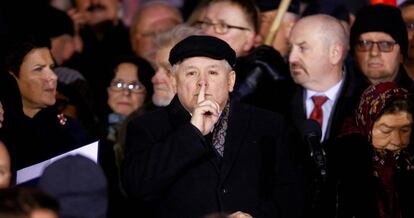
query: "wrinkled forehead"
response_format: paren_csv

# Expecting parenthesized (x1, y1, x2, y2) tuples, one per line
(179, 56, 227, 69)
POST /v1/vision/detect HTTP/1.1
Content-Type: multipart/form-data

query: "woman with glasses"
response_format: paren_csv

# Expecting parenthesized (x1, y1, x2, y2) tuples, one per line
(104, 55, 153, 147)
(101, 55, 154, 217)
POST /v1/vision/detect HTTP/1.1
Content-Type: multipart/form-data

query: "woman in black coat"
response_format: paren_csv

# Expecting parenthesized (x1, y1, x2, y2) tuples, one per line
(1, 34, 87, 173)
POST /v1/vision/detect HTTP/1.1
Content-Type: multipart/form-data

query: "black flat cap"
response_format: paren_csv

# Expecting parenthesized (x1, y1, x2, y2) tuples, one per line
(169, 35, 236, 67)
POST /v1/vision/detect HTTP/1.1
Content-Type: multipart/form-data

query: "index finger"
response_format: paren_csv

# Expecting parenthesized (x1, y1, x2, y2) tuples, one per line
(197, 83, 206, 104)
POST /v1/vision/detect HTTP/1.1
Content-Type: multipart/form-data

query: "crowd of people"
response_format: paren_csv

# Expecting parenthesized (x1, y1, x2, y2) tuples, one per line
(0, 0, 414, 217)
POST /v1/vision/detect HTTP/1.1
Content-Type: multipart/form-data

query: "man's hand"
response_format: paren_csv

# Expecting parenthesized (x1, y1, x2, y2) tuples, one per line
(190, 84, 220, 135)
(228, 211, 253, 218)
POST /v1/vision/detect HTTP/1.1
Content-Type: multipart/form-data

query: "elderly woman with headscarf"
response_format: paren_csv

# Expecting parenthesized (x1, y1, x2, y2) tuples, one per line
(319, 82, 414, 218)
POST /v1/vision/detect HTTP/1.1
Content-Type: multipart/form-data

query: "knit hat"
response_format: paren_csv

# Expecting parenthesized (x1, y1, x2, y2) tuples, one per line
(169, 35, 236, 67)
(38, 155, 108, 218)
(350, 4, 408, 57)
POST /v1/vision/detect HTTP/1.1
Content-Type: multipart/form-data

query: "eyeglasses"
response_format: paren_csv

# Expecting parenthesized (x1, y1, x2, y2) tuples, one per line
(109, 80, 145, 94)
(355, 40, 397, 53)
(195, 20, 251, 35)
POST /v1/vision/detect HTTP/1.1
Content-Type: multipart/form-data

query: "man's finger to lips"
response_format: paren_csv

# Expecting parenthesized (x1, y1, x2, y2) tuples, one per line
(197, 84, 206, 103)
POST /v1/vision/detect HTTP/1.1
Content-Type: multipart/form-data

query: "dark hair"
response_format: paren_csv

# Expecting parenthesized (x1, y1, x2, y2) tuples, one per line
(0, 186, 59, 218)
(4, 34, 51, 77)
(382, 97, 414, 116)
(210, 0, 260, 32)
(110, 55, 155, 102)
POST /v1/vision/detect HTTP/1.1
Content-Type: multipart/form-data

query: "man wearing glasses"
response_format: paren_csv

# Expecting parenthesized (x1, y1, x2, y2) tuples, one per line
(350, 4, 413, 89)
(196, 0, 295, 115)
(196, 0, 259, 57)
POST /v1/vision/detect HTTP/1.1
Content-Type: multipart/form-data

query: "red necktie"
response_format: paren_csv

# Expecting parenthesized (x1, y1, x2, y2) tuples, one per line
(309, 95, 328, 128)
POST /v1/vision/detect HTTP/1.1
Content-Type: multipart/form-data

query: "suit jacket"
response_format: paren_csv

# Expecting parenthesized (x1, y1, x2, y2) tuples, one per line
(289, 68, 366, 142)
(122, 96, 303, 218)
(288, 68, 366, 217)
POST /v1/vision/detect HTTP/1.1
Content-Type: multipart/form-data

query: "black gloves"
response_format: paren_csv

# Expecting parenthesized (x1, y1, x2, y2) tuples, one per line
(245, 45, 289, 81)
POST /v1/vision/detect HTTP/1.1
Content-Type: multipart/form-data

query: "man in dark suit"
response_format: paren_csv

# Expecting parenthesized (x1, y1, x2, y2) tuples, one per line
(288, 14, 364, 143)
(287, 14, 365, 216)
(122, 35, 303, 218)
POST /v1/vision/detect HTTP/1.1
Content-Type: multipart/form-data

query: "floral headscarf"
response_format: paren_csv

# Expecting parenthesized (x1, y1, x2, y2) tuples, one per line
(356, 82, 409, 143)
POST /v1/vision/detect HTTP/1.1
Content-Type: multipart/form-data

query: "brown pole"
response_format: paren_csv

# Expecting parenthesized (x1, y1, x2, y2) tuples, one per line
(264, 0, 292, 46)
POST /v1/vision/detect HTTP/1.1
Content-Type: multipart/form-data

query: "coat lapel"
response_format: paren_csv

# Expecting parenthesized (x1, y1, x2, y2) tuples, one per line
(219, 100, 250, 182)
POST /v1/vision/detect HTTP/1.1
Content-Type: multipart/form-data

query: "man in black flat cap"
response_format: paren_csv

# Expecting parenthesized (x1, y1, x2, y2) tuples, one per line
(121, 35, 304, 218)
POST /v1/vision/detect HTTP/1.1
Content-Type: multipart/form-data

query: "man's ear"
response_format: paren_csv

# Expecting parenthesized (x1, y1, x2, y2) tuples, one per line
(228, 70, 236, 92)
(171, 72, 177, 88)
(329, 43, 343, 65)
(168, 70, 178, 93)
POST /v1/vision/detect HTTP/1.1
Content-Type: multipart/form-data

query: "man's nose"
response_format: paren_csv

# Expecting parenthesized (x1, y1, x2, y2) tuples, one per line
(288, 50, 298, 64)
(152, 70, 163, 84)
(369, 43, 380, 57)
(197, 77, 207, 87)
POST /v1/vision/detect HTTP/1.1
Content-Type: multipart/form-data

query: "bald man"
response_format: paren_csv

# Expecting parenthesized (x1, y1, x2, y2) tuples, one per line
(287, 14, 366, 217)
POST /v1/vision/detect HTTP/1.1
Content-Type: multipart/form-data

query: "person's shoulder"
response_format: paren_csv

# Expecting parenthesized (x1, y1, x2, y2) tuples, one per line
(128, 106, 168, 126)
(236, 101, 285, 123)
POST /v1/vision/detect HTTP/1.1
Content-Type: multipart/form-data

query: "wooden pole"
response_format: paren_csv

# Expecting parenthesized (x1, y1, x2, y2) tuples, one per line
(264, 0, 292, 46)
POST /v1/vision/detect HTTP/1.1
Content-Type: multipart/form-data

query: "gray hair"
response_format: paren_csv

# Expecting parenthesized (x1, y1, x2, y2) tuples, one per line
(171, 59, 233, 75)
(155, 24, 202, 50)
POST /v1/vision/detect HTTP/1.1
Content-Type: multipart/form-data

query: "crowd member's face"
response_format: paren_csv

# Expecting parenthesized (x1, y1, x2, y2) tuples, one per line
(372, 111, 412, 151)
(0, 142, 11, 189)
(152, 45, 176, 106)
(288, 21, 332, 90)
(13, 48, 57, 117)
(131, 4, 182, 63)
(174, 57, 235, 112)
(401, 5, 414, 60)
(354, 32, 402, 84)
(202, 1, 256, 57)
(75, 0, 119, 25)
(107, 63, 146, 116)
(260, 10, 296, 57)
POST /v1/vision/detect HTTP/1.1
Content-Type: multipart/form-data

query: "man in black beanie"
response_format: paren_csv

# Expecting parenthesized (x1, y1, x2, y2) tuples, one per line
(122, 35, 304, 218)
(350, 4, 413, 89)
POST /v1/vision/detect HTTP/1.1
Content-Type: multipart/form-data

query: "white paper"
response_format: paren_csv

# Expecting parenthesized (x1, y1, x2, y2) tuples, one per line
(16, 141, 99, 185)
